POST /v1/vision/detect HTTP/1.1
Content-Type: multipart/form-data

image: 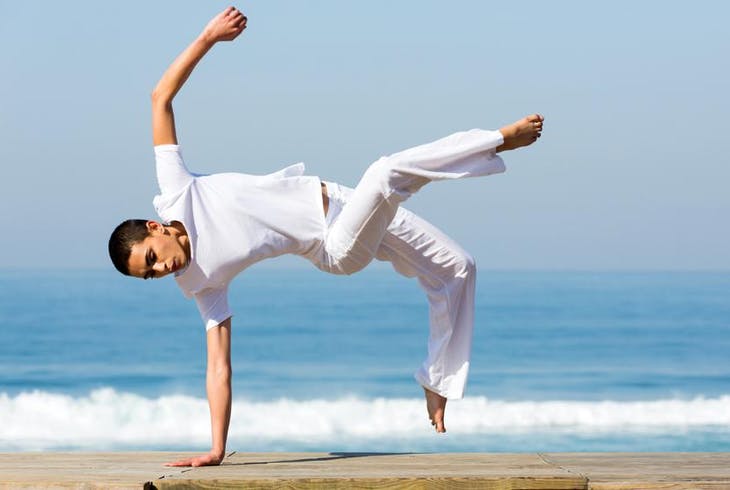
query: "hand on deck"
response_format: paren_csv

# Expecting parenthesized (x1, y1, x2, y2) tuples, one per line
(165, 451, 224, 467)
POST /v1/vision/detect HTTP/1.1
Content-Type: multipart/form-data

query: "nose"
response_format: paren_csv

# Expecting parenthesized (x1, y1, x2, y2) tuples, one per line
(153, 261, 169, 275)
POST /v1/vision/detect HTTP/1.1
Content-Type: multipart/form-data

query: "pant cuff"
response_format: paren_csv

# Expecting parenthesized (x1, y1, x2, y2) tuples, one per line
(414, 371, 464, 400)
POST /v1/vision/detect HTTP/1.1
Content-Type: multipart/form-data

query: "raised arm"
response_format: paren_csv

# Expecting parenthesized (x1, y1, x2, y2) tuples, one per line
(152, 7, 247, 146)
(166, 317, 233, 467)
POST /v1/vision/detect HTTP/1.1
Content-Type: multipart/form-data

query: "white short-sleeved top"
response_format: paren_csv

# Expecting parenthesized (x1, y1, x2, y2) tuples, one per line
(153, 145, 326, 330)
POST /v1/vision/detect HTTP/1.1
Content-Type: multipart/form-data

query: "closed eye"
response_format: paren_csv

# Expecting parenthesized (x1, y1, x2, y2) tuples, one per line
(144, 250, 156, 280)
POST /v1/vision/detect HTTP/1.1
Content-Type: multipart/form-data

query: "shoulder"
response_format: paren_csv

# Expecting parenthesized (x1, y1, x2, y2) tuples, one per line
(155, 144, 195, 196)
(154, 144, 183, 160)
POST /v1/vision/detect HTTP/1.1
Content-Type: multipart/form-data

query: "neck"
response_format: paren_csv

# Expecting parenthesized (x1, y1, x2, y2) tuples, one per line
(168, 221, 191, 263)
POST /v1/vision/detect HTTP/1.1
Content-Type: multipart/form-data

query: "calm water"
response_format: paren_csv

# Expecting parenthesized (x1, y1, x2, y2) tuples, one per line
(1, 267, 729, 452)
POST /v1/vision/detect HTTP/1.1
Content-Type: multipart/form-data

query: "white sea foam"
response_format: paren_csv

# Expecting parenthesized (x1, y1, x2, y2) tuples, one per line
(2, 389, 729, 450)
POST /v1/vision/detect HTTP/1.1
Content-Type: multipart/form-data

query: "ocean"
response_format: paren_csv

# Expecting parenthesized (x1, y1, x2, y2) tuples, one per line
(1, 267, 729, 452)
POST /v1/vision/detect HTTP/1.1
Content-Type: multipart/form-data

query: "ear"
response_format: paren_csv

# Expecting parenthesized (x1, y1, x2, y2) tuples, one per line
(146, 220, 164, 235)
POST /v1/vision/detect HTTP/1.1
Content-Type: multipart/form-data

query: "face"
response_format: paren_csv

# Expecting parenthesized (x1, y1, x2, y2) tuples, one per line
(127, 221, 189, 280)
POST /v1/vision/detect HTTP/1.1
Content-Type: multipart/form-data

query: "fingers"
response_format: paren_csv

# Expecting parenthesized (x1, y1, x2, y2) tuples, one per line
(231, 12, 245, 24)
(164, 459, 193, 467)
(234, 15, 247, 31)
(164, 457, 209, 467)
(165, 450, 223, 467)
(225, 6, 246, 23)
(228, 11, 247, 35)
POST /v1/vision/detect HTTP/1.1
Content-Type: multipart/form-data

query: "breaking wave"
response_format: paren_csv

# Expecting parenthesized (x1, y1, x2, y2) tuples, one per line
(2, 389, 729, 450)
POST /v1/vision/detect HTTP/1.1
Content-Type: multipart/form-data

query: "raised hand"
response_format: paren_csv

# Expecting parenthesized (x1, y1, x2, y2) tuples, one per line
(202, 6, 247, 43)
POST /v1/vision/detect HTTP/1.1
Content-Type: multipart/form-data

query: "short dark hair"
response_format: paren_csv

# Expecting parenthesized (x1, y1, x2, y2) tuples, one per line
(108, 219, 150, 276)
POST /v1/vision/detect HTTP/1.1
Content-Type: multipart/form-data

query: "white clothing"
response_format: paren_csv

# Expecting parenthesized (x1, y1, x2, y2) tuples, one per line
(153, 146, 326, 330)
(323, 182, 479, 399)
(153, 128, 506, 398)
(313, 129, 505, 276)
(314, 129, 505, 398)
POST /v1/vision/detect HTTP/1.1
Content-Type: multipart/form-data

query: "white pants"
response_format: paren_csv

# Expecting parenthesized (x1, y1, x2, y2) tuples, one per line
(313, 129, 506, 399)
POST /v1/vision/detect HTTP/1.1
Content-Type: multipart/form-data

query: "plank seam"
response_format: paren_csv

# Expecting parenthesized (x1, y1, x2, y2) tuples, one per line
(538, 452, 590, 488)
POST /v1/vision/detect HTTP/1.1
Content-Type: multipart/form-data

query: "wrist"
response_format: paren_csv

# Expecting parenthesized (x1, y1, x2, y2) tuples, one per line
(197, 31, 217, 47)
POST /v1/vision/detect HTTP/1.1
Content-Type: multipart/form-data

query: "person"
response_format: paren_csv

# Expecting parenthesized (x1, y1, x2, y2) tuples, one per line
(108, 6, 544, 467)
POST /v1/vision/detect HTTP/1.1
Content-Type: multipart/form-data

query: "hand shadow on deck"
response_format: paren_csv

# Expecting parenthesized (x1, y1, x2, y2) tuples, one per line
(220, 451, 418, 466)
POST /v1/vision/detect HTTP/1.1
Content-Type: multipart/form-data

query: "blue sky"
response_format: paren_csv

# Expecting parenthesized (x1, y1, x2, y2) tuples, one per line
(1, 1, 728, 269)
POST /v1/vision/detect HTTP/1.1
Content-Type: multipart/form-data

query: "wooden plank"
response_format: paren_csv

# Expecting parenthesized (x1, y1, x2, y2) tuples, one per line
(158, 452, 580, 477)
(0, 453, 585, 489)
(0, 452, 728, 489)
(542, 453, 730, 490)
(152, 453, 586, 489)
(0, 452, 191, 489)
(151, 476, 586, 490)
(588, 483, 730, 490)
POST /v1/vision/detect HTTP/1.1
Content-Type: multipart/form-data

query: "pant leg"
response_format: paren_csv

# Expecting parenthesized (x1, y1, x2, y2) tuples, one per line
(319, 129, 504, 275)
(375, 207, 477, 400)
(319, 182, 478, 399)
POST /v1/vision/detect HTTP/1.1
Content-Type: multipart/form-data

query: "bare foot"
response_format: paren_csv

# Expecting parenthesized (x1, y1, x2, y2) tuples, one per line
(496, 114, 544, 152)
(423, 387, 447, 433)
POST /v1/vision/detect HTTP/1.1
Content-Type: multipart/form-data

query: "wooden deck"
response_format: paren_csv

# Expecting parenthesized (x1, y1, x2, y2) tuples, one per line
(0, 452, 728, 489)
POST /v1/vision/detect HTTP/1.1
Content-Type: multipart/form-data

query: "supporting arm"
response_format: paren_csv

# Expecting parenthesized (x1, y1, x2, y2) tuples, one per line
(166, 317, 232, 467)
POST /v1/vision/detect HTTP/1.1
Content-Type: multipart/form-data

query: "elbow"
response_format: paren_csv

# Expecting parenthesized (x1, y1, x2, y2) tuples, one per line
(151, 88, 173, 107)
(208, 363, 232, 384)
